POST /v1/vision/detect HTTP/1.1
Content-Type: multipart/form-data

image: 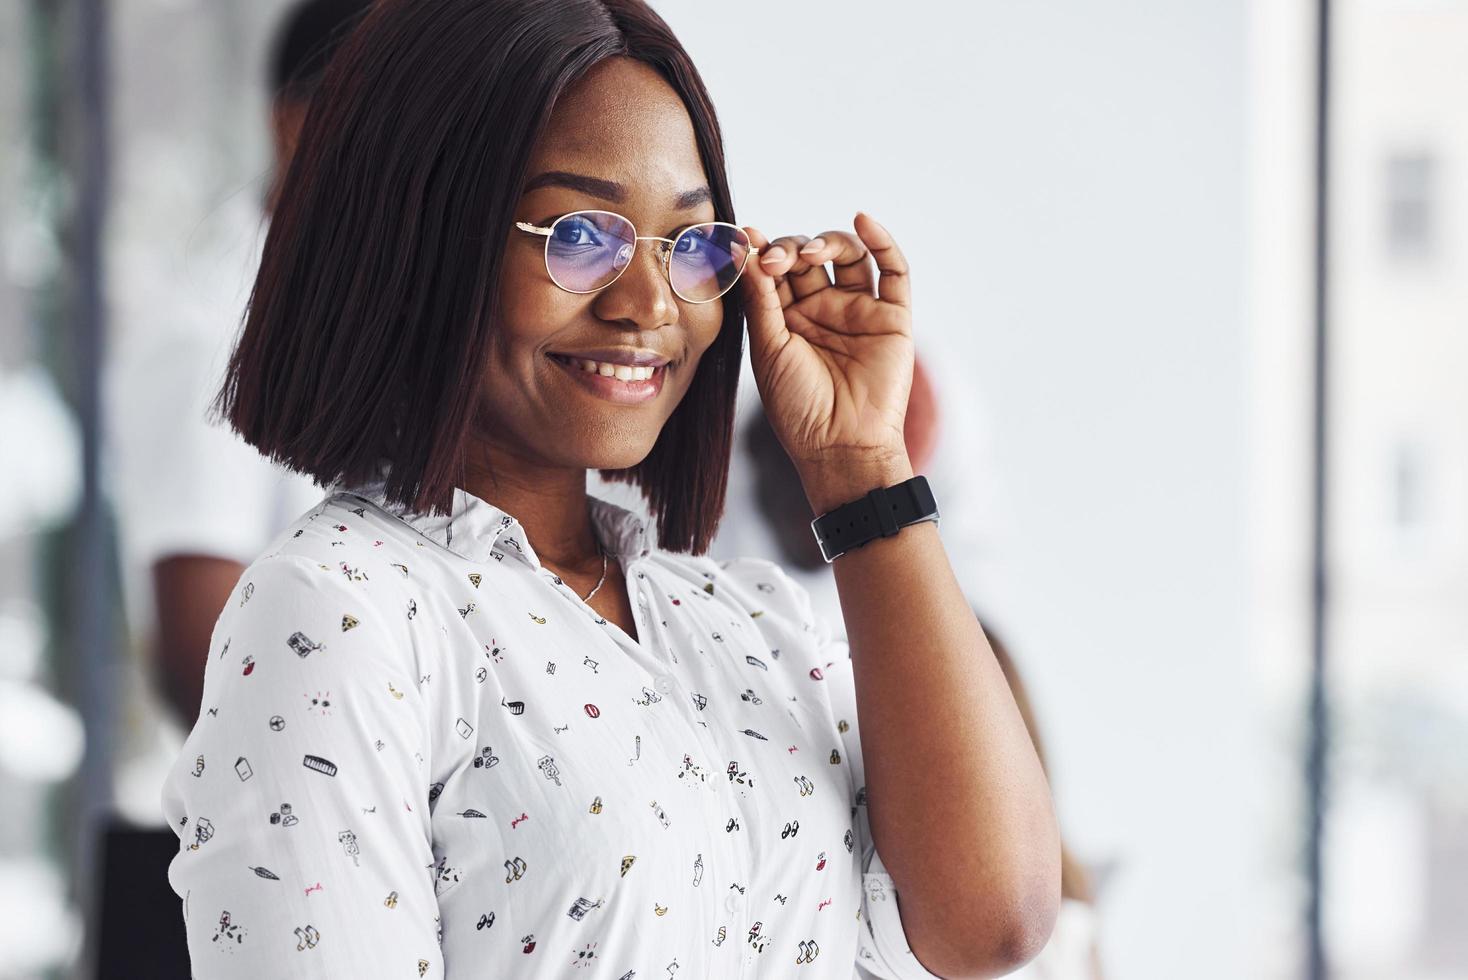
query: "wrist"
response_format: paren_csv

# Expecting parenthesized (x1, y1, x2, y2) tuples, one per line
(798, 448, 915, 515)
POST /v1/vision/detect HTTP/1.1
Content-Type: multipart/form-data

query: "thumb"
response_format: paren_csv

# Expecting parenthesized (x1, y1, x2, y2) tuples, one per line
(739, 226, 790, 372)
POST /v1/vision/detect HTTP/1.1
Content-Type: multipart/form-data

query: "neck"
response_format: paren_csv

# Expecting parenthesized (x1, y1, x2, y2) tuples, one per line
(462, 443, 601, 572)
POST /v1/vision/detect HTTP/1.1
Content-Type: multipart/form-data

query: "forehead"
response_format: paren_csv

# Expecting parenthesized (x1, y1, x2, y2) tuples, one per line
(525, 58, 707, 195)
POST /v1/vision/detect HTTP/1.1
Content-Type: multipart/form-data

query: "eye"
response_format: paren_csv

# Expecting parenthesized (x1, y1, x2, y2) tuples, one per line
(550, 214, 603, 248)
(674, 226, 712, 255)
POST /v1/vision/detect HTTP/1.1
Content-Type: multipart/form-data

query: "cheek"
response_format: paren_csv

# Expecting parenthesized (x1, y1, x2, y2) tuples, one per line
(495, 264, 583, 357)
(668, 306, 725, 393)
(683, 303, 727, 365)
(498, 256, 548, 322)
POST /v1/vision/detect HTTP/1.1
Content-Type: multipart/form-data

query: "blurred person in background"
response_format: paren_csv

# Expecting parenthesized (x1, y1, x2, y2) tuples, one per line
(96, 3, 372, 976)
(107, 0, 373, 733)
(987, 627, 1105, 980)
(722, 360, 1104, 979)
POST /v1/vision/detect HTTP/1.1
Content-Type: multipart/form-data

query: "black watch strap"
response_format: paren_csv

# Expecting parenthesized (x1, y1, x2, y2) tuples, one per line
(809, 475, 940, 563)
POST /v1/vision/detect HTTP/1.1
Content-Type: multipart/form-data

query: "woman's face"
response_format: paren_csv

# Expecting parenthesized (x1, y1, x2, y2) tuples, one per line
(474, 57, 726, 477)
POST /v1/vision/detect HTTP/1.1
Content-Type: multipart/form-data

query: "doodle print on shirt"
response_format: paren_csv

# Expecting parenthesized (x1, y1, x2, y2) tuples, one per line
(160, 475, 944, 979)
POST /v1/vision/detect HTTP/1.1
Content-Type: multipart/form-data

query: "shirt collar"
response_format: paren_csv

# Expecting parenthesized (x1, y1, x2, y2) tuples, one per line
(329, 461, 654, 569)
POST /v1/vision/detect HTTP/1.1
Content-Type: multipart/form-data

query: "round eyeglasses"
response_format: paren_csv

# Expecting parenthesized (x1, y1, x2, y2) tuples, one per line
(514, 209, 758, 304)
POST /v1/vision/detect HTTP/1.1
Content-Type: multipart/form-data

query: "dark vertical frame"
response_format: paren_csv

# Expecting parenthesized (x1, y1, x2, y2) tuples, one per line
(46, 0, 115, 974)
(72, 0, 115, 854)
(1306, 0, 1331, 978)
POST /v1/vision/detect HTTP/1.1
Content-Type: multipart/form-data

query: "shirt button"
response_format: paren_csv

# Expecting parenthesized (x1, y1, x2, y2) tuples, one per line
(724, 893, 739, 913)
(655, 675, 673, 695)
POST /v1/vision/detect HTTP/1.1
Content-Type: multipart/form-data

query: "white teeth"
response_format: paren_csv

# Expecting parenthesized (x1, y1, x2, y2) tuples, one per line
(563, 356, 658, 381)
(563, 356, 657, 378)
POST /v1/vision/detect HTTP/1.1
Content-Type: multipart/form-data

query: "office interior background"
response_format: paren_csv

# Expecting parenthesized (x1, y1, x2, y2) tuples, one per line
(0, 1, 1463, 977)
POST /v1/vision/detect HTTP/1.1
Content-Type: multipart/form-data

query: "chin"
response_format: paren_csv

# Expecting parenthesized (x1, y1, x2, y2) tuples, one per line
(584, 449, 655, 473)
(576, 432, 662, 473)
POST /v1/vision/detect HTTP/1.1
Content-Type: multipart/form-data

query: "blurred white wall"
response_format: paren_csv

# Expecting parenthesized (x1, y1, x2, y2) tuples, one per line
(650, 3, 1256, 978)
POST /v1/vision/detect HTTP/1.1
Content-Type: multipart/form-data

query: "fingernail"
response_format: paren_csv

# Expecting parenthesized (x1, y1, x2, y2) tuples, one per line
(799, 238, 826, 254)
(761, 245, 787, 264)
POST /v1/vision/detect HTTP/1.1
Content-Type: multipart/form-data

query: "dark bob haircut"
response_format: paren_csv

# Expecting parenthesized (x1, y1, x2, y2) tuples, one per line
(213, 0, 745, 555)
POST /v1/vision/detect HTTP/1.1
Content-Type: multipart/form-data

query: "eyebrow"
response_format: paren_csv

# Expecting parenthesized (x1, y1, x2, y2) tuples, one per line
(522, 170, 712, 211)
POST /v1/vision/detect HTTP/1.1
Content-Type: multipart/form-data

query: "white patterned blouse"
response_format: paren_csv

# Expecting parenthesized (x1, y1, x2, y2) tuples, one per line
(161, 470, 944, 979)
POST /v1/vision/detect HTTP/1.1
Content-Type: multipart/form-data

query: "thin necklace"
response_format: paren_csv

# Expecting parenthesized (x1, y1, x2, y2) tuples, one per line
(581, 542, 610, 603)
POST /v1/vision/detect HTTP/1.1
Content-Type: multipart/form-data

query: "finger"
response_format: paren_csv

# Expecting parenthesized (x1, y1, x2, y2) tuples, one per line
(757, 234, 811, 277)
(797, 230, 875, 295)
(853, 212, 911, 309)
(739, 226, 793, 367)
(777, 234, 836, 301)
(757, 234, 810, 308)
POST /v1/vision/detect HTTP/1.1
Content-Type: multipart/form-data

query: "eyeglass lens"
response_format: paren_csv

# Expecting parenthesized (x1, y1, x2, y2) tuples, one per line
(544, 211, 752, 302)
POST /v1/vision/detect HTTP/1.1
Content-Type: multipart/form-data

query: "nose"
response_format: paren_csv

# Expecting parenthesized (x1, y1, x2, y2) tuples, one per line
(593, 238, 677, 330)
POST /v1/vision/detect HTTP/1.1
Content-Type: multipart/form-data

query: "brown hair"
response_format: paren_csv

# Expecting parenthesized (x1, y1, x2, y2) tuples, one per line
(986, 624, 1097, 905)
(213, 0, 743, 553)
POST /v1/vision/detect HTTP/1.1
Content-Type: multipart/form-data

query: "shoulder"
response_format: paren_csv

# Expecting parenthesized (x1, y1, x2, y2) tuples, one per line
(646, 550, 795, 602)
(263, 492, 419, 573)
(710, 555, 819, 626)
(229, 496, 419, 632)
(215, 548, 420, 682)
(648, 550, 829, 650)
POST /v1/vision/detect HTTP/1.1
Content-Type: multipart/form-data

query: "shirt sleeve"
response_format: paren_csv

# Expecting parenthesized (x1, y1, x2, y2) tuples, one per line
(717, 556, 945, 979)
(159, 554, 443, 978)
(819, 639, 947, 979)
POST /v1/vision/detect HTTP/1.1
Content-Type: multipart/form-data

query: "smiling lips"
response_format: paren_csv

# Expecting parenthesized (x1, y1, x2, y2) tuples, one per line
(547, 352, 667, 404)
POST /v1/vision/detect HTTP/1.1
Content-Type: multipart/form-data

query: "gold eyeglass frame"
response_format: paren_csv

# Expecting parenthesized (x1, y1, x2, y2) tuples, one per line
(514, 208, 759, 304)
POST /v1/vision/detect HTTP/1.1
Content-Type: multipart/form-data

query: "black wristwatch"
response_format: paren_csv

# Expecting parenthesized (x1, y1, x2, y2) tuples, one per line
(809, 475, 940, 563)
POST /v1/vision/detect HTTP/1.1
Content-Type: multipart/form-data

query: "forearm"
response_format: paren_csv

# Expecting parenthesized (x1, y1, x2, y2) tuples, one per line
(803, 454, 1061, 978)
(156, 644, 205, 729)
(153, 555, 245, 727)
